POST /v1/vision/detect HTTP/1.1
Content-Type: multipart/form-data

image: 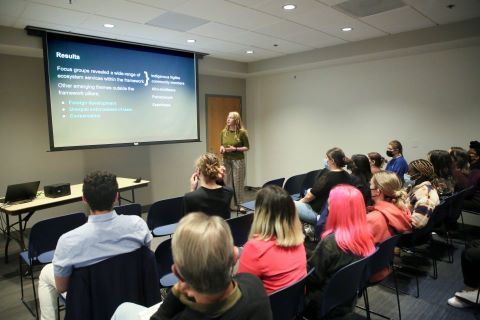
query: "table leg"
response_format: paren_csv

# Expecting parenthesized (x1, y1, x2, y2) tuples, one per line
(4, 214, 10, 263)
(18, 214, 26, 250)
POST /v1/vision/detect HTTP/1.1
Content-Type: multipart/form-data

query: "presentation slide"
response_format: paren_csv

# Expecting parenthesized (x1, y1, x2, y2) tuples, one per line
(44, 33, 198, 150)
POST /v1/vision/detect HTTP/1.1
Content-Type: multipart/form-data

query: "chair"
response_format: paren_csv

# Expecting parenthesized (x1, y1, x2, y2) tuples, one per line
(147, 196, 184, 237)
(113, 203, 142, 216)
(262, 177, 285, 188)
(19, 212, 87, 318)
(154, 238, 178, 287)
(269, 268, 314, 320)
(283, 173, 307, 196)
(63, 246, 160, 320)
(313, 255, 371, 319)
(226, 213, 254, 247)
(359, 234, 402, 320)
(301, 170, 323, 196)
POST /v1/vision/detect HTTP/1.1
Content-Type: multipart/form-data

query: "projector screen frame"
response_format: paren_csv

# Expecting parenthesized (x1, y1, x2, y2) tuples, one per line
(28, 26, 203, 151)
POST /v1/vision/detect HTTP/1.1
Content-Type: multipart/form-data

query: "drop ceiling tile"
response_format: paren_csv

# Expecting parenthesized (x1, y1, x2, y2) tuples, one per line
(361, 6, 435, 34)
(147, 12, 209, 32)
(0, 0, 28, 18)
(0, 14, 17, 27)
(254, 0, 330, 17)
(232, 31, 312, 53)
(405, 0, 480, 24)
(174, 0, 282, 30)
(21, 2, 88, 27)
(125, 0, 191, 11)
(225, 0, 272, 9)
(189, 22, 247, 40)
(317, 0, 346, 5)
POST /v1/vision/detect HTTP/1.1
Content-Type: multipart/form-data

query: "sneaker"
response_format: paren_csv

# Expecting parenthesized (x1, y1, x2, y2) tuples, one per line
(448, 296, 472, 308)
(455, 289, 480, 304)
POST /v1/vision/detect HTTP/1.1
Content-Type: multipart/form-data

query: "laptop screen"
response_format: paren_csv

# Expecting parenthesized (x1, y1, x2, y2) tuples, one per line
(4, 181, 40, 203)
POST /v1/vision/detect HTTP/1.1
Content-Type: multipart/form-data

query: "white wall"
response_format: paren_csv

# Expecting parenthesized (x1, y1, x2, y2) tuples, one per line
(246, 44, 480, 186)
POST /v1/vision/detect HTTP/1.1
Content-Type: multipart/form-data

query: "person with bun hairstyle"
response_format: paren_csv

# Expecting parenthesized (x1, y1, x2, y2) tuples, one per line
(184, 153, 234, 219)
(368, 152, 386, 174)
(367, 171, 411, 282)
(296, 147, 352, 225)
(407, 159, 440, 229)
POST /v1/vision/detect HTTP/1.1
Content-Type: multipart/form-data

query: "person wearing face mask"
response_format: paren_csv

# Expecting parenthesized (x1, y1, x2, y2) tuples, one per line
(406, 159, 440, 229)
(366, 171, 412, 282)
(464, 140, 480, 212)
(385, 140, 409, 184)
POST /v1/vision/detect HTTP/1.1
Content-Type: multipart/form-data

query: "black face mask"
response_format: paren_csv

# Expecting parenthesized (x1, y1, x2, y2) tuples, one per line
(386, 150, 394, 157)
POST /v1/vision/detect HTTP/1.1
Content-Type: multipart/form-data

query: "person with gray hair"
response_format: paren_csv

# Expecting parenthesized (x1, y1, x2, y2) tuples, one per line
(112, 212, 272, 320)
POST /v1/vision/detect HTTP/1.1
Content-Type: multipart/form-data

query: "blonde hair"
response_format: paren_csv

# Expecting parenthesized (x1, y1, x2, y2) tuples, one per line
(223, 112, 247, 142)
(371, 171, 408, 210)
(249, 185, 304, 247)
(172, 212, 235, 294)
(195, 153, 222, 181)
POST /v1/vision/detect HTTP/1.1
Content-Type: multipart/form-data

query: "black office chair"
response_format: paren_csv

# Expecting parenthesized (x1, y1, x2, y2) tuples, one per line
(262, 177, 286, 188)
(113, 203, 142, 216)
(226, 213, 254, 247)
(154, 238, 178, 288)
(147, 196, 184, 237)
(283, 173, 307, 196)
(269, 268, 314, 320)
(359, 234, 402, 320)
(19, 212, 87, 318)
(301, 169, 324, 196)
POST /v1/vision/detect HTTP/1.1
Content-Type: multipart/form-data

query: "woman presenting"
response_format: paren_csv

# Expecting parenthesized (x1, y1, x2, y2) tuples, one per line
(220, 111, 249, 210)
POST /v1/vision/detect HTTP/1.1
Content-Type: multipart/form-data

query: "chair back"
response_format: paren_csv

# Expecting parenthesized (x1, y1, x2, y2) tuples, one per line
(317, 255, 370, 318)
(262, 178, 285, 188)
(362, 234, 401, 286)
(113, 203, 142, 216)
(430, 198, 451, 229)
(147, 196, 184, 230)
(28, 212, 87, 260)
(226, 213, 254, 247)
(65, 246, 160, 320)
(449, 186, 474, 220)
(302, 170, 323, 195)
(154, 238, 174, 282)
(283, 173, 307, 195)
(269, 268, 314, 320)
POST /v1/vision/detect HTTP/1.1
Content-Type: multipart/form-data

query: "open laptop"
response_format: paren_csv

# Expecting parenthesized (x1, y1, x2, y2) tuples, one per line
(4, 181, 40, 204)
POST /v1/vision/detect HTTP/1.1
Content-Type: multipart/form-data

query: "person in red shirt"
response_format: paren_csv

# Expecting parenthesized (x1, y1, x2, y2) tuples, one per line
(238, 185, 307, 294)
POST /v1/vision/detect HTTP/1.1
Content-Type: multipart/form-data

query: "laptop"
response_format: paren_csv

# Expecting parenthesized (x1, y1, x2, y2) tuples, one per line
(4, 181, 40, 204)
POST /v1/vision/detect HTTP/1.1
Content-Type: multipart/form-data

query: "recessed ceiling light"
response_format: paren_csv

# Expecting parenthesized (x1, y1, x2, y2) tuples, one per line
(342, 27, 353, 32)
(246, 50, 254, 54)
(103, 23, 115, 28)
(187, 39, 196, 43)
(283, 4, 296, 10)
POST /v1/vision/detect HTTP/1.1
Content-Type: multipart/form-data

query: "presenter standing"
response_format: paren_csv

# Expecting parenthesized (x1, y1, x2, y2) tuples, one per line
(220, 112, 249, 210)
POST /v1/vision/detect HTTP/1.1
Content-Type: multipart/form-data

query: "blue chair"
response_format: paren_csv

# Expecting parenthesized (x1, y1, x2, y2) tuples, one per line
(269, 268, 314, 320)
(19, 212, 87, 318)
(226, 213, 254, 247)
(113, 203, 142, 216)
(283, 173, 307, 197)
(154, 238, 178, 287)
(359, 234, 402, 320)
(147, 197, 184, 237)
(262, 178, 285, 188)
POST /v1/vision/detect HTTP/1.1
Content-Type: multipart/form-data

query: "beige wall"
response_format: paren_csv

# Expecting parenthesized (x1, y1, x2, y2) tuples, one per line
(0, 53, 246, 224)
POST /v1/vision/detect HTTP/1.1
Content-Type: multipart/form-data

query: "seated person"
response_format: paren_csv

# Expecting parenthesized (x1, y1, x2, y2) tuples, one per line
(238, 185, 307, 294)
(428, 149, 455, 198)
(406, 159, 440, 229)
(184, 153, 233, 219)
(449, 147, 470, 191)
(295, 147, 351, 225)
(368, 152, 386, 175)
(385, 140, 409, 183)
(464, 141, 480, 212)
(305, 185, 376, 319)
(112, 212, 273, 320)
(367, 171, 412, 281)
(348, 154, 373, 206)
(38, 171, 152, 320)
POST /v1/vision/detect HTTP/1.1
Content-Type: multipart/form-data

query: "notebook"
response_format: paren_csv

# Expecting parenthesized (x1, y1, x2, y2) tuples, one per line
(4, 181, 40, 204)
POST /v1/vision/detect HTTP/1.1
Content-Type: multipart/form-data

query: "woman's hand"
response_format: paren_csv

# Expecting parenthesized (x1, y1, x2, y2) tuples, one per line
(225, 145, 236, 153)
(220, 145, 225, 154)
(190, 172, 199, 191)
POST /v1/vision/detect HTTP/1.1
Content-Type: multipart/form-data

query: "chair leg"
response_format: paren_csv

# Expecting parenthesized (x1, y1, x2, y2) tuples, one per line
(392, 268, 402, 320)
(30, 265, 39, 319)
(363, 288, 371, 319)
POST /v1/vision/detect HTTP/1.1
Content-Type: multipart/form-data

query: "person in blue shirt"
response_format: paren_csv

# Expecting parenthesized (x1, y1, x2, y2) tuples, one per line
(385, 140, 409, 184)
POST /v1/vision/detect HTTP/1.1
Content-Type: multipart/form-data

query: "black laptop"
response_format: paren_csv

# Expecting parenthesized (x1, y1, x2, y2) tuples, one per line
(4, 181, 40, 204)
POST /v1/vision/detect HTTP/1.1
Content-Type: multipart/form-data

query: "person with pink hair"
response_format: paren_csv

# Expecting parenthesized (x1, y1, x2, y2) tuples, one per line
(305, 184, 376, 319)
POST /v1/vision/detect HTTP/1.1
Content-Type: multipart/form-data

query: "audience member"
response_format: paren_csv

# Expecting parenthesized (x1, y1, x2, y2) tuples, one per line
(428, 149, 455, 198)
(184, 153, 233, 219)
(38, 171, 152, 320)
(348, 154, 373, 205)
(296, 147, 351, 225)
(305, 185, 376, 319)
(464, 141, 480, 212)
(368, 152, 386, 174)
(238, 185, 306, 294)
(447, 240, 480, 308)
(406, 159, 440, 229)
(112, 212, 272, 320)
(367, 171, 412, 281)
(449, 147, 470, 191)
(385, 140, 409, 183)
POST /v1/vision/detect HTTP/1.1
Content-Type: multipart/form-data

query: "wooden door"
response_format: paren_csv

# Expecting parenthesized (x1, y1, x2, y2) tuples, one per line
(206, 95, 242, 159)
